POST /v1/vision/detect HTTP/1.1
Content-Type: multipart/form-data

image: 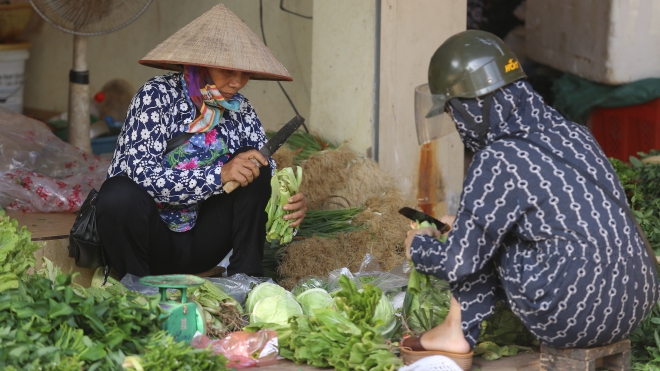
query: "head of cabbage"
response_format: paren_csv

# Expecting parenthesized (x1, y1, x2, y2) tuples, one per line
(296, 288, 333, 315)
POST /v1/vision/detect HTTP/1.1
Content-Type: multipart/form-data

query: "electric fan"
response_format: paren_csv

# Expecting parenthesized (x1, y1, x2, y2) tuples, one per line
(29, 0, 152, 153)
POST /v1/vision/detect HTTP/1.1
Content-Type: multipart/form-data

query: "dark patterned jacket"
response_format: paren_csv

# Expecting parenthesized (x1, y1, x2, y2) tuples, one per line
(411, 80, 648, 288)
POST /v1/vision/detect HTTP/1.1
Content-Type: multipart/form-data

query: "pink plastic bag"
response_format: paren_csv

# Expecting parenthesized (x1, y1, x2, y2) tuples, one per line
(0, 108, 110, 212)
(191, 330, 279, 369)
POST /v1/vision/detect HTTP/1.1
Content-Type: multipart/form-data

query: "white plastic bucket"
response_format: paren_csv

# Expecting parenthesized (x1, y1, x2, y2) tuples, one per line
(0, 44, 30, 113)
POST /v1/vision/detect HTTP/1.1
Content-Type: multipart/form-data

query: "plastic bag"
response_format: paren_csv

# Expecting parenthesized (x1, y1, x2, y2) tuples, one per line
(206, 274, 275, 306)
(290, 275, 329, 297)
(399, 355, 463, 371)
(191, 330, 279, 369)
(355, 253, 409, 295)
(119, 274, 160, 296)
(0, 107, 110, 212)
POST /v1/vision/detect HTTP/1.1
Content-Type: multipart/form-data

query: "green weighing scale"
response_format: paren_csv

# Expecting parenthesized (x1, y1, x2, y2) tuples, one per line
(140, 275, 207, 343)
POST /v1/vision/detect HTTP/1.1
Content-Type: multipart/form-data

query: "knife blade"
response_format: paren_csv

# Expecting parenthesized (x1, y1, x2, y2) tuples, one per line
(222, 115, 305, 194)
(398, 207, 451, 233)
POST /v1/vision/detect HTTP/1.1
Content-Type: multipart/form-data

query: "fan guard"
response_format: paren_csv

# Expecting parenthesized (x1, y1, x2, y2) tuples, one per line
(29, 0, 152, 36)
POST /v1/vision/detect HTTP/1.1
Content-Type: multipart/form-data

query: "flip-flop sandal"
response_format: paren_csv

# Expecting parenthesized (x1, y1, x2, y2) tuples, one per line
(399, 333, 473, 371)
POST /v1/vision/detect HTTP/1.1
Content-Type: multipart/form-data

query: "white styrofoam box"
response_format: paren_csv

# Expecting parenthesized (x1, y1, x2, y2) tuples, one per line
(0, 46, 30, 113)
(525, 0, 660, 85)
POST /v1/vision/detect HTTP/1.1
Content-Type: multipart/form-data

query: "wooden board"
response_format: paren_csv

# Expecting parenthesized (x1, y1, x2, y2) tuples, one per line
(472, 352, 540, 371)
(7, 210, 77, 241)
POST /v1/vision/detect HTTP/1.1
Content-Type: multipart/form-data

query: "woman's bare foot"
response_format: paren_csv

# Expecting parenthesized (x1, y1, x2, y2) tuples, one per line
(420, 295, 471, 354)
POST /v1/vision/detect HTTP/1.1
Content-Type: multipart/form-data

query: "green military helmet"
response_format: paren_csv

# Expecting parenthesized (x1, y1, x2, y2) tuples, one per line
(427, 30, 526, 116)
(414, 30, 526, 144)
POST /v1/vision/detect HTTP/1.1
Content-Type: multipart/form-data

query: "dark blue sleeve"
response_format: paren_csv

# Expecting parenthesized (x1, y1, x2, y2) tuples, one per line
(410, 147, 521, 284)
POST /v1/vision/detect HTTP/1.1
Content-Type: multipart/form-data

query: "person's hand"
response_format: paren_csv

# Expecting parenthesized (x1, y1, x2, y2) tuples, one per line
(439, 215, 456, 229)
(404, 227, 443, 260)
(283, 192, 307, 227)
(221, 150, 268, 187)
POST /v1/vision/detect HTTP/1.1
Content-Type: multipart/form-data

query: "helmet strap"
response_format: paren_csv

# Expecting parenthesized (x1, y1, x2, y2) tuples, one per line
(449, 92, 494, 145)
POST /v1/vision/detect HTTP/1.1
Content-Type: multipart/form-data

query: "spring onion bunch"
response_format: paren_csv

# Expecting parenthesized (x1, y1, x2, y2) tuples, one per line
(297, 208, 363, 238)
(266, 166, 303, 244)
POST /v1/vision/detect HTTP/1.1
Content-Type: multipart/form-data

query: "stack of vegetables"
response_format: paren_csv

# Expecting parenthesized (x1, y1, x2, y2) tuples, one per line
(0, 213, 229, 371)
(610, 152, 660, 370)
(248, 275, 402, 370)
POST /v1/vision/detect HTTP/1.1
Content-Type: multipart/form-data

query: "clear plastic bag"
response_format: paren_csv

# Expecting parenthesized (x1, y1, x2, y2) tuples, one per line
(119, 274, 160, 296)
(0, 107, 110, 212)
(355, 253, 409, 296)
(191, 330, 279, 369)
(206, 274, 275, 306)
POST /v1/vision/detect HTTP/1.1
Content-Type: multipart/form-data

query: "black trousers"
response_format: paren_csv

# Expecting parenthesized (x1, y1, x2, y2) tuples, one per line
(96, 148, 271, 278)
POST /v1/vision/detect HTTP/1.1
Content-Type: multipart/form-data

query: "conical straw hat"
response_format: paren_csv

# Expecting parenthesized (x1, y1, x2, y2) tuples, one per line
(139, 4, 292, 81)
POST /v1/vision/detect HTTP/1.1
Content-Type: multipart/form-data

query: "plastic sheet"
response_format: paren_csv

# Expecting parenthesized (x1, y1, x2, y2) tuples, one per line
(0, 107, 109, 212)
(191, 330, 279, 369)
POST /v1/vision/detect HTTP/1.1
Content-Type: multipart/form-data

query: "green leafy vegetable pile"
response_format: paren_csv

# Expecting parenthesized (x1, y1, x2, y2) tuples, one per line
(474, 301, 537, 360)
(266, 166, 303, 244)
(255, 275, 402, 370)
(0, 273, 229, 371)
(611, 153, 660, 254)
(403, 276, 451, 335)
(610, 151, 660, 369)
(0, 215, 42, 292)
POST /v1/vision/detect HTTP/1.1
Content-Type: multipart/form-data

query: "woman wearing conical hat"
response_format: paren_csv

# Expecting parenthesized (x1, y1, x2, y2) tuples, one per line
(94, 4, 307, 279)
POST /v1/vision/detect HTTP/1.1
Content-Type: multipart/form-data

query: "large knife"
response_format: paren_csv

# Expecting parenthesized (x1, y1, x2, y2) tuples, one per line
(222, 115, 305, 194)
(398, 207, 451, 234)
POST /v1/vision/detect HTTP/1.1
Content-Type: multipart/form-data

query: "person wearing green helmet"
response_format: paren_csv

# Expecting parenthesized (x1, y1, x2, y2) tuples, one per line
(400, 30, 659, 368)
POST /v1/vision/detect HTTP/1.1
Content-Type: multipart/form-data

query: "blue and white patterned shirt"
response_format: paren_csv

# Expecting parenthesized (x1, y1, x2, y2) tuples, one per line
(107, 72, 276, 232)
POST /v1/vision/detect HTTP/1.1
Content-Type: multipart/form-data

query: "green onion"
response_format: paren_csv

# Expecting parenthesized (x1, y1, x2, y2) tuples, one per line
(297, 208, 363, 238)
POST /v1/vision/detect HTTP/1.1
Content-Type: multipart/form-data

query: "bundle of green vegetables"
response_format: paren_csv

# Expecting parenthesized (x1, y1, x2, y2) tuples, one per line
(272, 131, 339, 163)
(249, 275, 402, 370)
(297, 207, 363, 238)
(187, 280, 244, 338)
(266, 166, 302, 244)
(474, 301, 537, 360)
(0, 214, 42, 291)
(0, 273, 229, 371)
(403, 276, 451, 335)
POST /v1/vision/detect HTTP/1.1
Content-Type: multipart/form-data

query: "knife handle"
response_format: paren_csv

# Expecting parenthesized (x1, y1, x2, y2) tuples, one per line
(222, 158, 263, 194)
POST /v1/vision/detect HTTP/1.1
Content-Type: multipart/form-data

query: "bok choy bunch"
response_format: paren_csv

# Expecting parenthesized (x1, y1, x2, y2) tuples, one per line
(266, 166, 303, 244)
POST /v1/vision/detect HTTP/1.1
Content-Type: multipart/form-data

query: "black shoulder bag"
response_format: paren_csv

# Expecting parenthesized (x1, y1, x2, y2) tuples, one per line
(68, 132, 195, 280)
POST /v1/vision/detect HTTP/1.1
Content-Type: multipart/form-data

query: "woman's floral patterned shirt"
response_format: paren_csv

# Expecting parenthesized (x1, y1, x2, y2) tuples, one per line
(107, 72, 276, 232)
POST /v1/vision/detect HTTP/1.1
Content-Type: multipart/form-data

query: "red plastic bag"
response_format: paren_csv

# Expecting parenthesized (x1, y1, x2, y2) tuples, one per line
(191, 330, 279, 369)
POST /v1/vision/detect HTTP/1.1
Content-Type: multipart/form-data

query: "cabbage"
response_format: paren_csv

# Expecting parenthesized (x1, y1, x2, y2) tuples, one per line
(245, 282, 291, 314)
(296, 288, 333, 315)
(374, 293, 397, 335)
(251, 295, 303, 326)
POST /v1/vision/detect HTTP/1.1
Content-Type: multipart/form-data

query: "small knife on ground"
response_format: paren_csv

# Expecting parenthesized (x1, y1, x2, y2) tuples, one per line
(398, 207, 451, 234)
(222, 115, 305, 194)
